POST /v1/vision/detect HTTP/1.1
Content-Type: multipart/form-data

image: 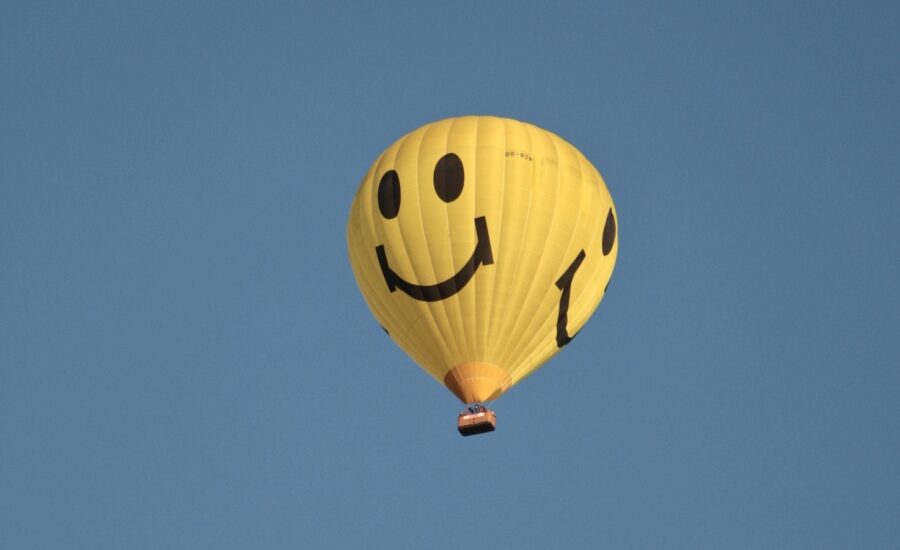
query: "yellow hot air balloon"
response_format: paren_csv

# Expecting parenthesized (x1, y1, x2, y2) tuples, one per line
(347, 116, 617, 435)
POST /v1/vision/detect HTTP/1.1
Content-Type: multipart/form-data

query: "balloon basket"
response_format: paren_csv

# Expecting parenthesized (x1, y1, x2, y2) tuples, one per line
(457, 404, 497, 437)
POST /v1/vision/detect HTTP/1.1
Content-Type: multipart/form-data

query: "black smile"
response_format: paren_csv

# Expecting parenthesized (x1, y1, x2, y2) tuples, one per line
(375, 216, 494, 302)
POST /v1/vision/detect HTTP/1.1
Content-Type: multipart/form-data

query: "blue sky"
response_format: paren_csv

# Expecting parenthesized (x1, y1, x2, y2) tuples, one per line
(2, 2, 898, 548)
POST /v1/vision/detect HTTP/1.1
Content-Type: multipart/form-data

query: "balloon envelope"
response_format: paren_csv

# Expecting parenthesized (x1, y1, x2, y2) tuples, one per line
(347, 116, 617, 403)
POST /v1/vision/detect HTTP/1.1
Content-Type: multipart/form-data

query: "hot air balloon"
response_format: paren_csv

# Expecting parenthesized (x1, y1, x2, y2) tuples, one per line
(347, 116, 617, 436)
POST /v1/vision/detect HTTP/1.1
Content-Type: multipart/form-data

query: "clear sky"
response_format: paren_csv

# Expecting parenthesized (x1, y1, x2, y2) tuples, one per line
(2, 1, 898, 548)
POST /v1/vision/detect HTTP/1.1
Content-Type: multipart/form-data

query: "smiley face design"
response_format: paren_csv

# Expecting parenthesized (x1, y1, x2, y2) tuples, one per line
(347, 116, 618, 404)
(374, 153, 495, 302)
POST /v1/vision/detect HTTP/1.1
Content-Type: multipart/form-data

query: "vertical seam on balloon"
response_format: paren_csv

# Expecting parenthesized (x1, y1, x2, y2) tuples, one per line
(479, 116, 493, 366)
(481, 116, 504, 371)
(502, 124, 560, 381)
(494, 118, 537, 372)
(483, 116, 508, 369)
(435, 117, 467, 372)
(470, 116, 481, 364)
(492, 120, 549, 376)
(494, 121, 552, 375)
(412, 120, 460, 374)
(445, 115, 471, 367)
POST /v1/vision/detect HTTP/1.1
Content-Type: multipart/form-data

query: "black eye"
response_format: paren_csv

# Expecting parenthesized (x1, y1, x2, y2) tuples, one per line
(434, 153, 464, 203)
(602, 208, 616, 256)
(377, 170, 401, 219)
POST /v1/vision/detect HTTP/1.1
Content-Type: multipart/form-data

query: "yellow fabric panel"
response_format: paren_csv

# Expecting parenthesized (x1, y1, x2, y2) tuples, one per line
(347, 116, 618, 403)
